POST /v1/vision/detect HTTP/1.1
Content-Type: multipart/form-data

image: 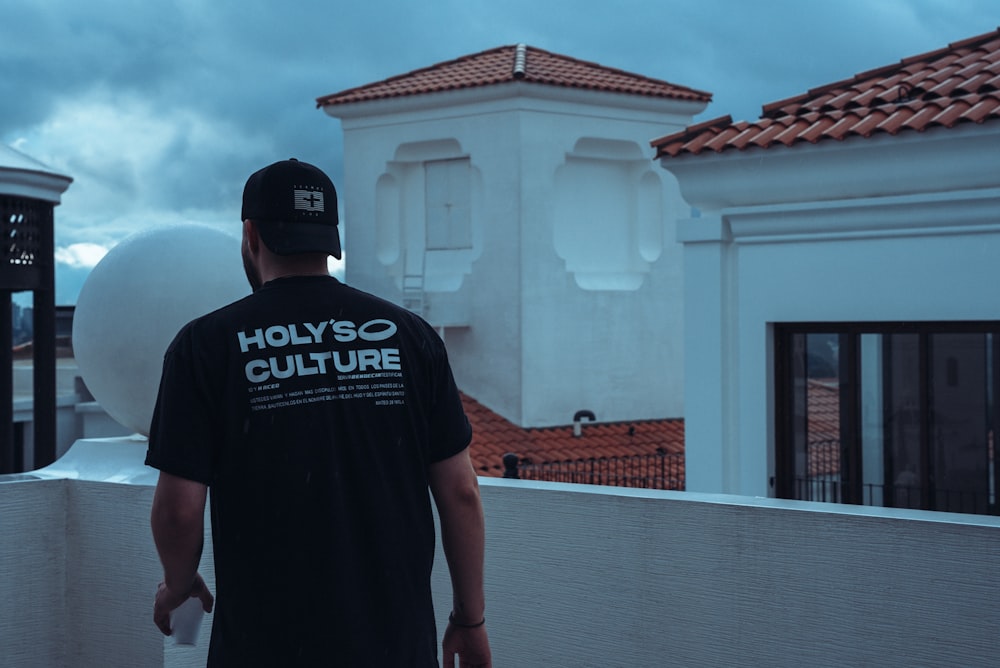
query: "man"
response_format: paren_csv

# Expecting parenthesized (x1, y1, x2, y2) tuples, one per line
(146, 158, 491, 667)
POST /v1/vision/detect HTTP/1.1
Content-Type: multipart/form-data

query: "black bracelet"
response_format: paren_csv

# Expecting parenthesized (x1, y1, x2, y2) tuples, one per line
(448, 611, 486, 628)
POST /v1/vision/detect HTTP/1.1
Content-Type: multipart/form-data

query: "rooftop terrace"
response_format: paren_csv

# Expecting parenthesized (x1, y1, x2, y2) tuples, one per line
(2, 437, 997, 666)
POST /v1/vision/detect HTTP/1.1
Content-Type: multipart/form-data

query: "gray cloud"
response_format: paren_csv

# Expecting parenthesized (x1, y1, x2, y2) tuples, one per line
(2, 0, 999, 303)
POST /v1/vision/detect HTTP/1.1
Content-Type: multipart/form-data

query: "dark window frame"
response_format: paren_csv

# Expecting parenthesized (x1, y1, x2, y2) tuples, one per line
(775, 321, 1000, 515)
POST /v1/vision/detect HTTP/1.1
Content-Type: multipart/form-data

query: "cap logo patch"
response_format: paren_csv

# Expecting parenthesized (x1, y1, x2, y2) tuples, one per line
(294, 187, 325, 213)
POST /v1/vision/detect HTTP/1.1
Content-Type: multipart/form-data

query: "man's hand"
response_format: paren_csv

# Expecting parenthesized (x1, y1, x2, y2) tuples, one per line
(442, 621, 491, 668)
(153, 572, 214, 636)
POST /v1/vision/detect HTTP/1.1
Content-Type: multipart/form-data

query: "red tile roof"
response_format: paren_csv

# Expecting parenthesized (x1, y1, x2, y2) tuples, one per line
(461, 393, 684, 477)
(807, 378, 840, 444)
(805, 379, 841, 477)
(317, 45, 711, 108)
(652, 28, 1000, 158)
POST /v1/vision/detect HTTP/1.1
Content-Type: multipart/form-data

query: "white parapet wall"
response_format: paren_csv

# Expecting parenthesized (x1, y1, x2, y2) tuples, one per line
(0, 437, 213, 668)
(2, 439, 999, 666)
(472, 481, 1000, 666)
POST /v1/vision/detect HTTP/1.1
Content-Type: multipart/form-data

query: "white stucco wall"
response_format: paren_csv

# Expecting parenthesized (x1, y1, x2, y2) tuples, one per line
(0, 438, 215, 668)
(327, 85, 701, 427)
(3, 441, 999, 667)
(0, 478, 67, 666)
(335, 98, 524, 423)
(667, 124, 1000, 495)
(474, 480, 1000, 667)
(516, 106, 688, 428)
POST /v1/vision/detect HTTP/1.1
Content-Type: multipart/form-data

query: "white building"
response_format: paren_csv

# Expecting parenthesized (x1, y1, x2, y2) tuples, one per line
(654, 28, 1000, 513)
(318, 45, 710, 428)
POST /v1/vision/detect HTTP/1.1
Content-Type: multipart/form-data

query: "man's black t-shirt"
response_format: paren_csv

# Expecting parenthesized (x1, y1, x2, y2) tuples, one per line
(145, 275, 472, 667)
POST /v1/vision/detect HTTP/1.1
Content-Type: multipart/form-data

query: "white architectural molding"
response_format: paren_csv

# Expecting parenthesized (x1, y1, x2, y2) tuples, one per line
(666, 124, 1000, 211)
(553, 137, 665, 290)
(725, 188, 1000, 243)
(325, 81, 707, 127)
(0, 144, 72, 203)
(375, 139, 484, 304)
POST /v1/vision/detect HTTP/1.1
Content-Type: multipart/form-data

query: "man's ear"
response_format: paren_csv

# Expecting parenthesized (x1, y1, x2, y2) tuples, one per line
(243, 219, 261, 254)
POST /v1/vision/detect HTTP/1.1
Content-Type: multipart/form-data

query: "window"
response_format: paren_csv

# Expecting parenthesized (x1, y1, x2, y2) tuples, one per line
(1, 195, 51, 290)
(775, 323, 1000, 515)
(424, 158, 471, 251)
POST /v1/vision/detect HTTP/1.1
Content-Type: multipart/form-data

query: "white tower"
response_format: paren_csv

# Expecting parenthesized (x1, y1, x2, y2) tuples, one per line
(320, 45, 710, 427)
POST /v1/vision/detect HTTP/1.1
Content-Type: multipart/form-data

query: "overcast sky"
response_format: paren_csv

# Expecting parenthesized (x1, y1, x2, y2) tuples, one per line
(3, 0, 999, 304)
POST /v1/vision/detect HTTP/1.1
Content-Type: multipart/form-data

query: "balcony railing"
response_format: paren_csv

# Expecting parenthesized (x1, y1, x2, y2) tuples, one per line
(794, 476, 995, 514)
(799, 437, 996, 514)
(503, 449, 685, 490)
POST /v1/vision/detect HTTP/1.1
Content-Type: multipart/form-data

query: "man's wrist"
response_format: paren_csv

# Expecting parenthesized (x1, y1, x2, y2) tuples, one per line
(448, 611, 486, 628)
(162, 572, 196, 597)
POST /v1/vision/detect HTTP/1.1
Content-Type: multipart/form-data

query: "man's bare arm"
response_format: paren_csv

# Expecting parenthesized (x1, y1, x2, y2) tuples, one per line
(150, 471, 213, 635)
(428, 448, 491, 666)
(151, 471, 207, 592)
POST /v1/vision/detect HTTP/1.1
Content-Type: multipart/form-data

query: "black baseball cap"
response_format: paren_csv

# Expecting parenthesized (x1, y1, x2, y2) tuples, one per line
(241, 158, 342, 259)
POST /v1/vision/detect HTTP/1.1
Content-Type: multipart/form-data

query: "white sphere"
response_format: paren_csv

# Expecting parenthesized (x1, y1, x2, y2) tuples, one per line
(73, 224, 249, 436)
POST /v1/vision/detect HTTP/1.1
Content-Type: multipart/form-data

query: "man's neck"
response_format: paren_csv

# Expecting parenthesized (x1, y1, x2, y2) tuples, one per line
(257, 254, 330, 284)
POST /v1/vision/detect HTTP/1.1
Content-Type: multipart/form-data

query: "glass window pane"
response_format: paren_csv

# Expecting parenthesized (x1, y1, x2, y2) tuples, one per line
(793, 333, 843, 503)
(885, 333, 922, 509)
(859, 334, 885, 506)
(789, 332, 808, 495)
(928, 333, 990, 514)
(778, 323, 1000, 516)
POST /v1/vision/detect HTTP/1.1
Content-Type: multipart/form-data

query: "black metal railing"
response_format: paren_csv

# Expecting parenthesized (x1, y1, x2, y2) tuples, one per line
(793, 476, 994, 515)
(805, 438, 840, 477)
(503, 450, 685, 491)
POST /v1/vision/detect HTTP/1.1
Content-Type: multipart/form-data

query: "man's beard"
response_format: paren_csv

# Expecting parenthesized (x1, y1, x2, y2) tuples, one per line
(242, 246, 263, 292)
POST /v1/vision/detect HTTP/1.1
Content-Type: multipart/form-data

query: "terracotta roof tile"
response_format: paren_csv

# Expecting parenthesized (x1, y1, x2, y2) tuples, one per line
(825, 89, 858, 110)
(875, 106, 915, 132)
(957, 72, 994, 92)
(967, 93, 1000, 121)
(806, 379, 840, 438)
(876, 83, 908, 105)
(797, 115, 834, 143)
(728, 125, 763, 150)
(852, 109, 888, 137)
(703, 124, 747, 152)
(461, 393, 684, 478)
(317, 45, 712, 108)
(903, 104, 942, 129)
(772, 120, 806, 146)
(653, 28, 1000, 158)
(750, 120, 790, 147)
(931, 100, 969, 126)
(927, 76, 962, 97)
(828, 112, 864, 140)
